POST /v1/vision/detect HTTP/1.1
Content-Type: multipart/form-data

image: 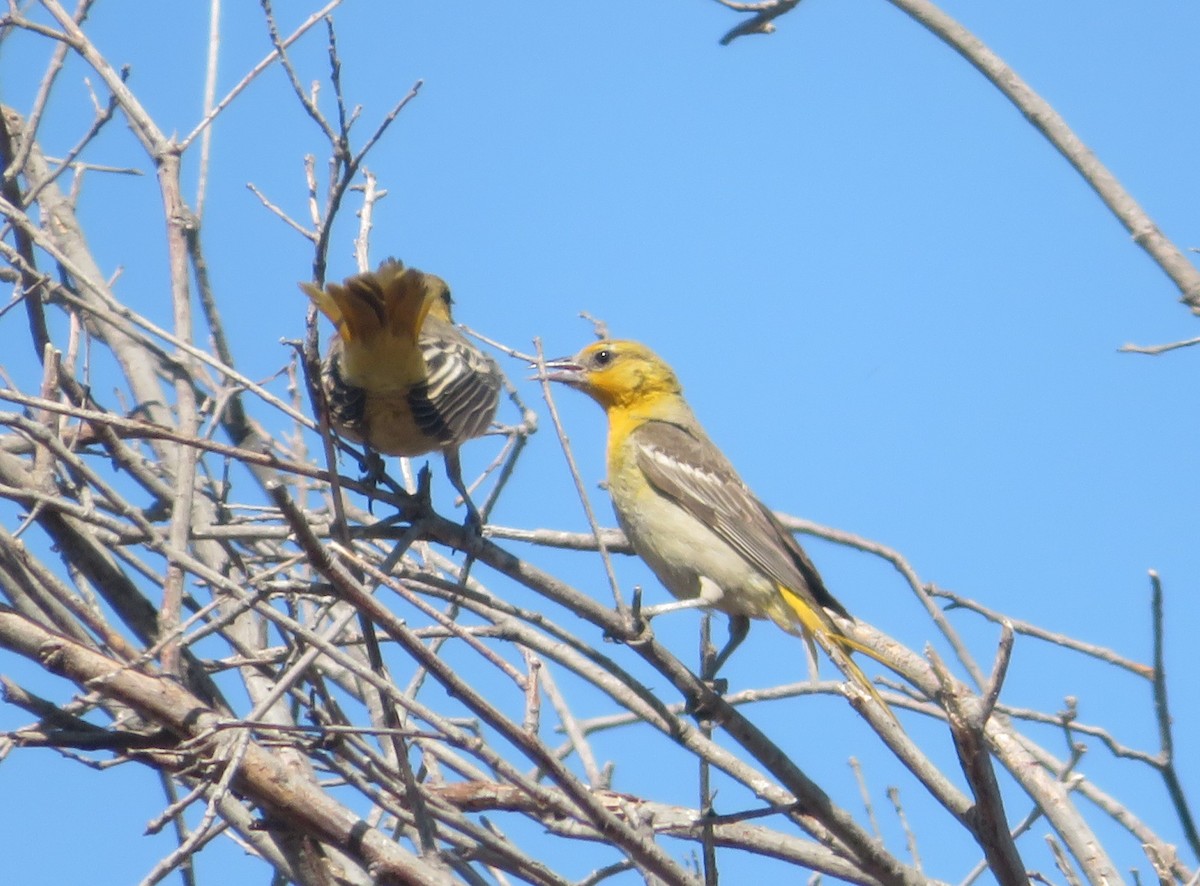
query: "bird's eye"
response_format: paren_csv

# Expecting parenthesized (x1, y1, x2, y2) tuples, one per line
(593, 348, 613, 367)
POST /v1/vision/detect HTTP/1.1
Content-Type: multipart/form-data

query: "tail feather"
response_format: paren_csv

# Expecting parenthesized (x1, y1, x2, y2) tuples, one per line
(300, 260, 440, 344)
(778, 584, 900, 727)
(376, 261, 437, 344)
(336, 276, 392, 344)
(828, 640, 900, 728)
(347, 261, 433, 345)
(300, 260, 446, 391)
(299, 281, 345, 334)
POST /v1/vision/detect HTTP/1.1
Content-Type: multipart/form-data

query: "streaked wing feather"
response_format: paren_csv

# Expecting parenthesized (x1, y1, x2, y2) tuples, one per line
(633, 423, 898, 724)
(321, 342, 367, 439)
(409, 329, 502, 445)
(631, 421, 846, 619)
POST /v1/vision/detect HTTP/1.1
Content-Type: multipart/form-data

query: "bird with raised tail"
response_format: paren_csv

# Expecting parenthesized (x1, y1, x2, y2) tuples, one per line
(301, 259, 502, 526)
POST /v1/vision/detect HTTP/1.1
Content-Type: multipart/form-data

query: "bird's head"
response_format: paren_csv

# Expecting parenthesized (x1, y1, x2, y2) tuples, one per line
(542, 340, 682, 410)
(418, 270, 455, 325)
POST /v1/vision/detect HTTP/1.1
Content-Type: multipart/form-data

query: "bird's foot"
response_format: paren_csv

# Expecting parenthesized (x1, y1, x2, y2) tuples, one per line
(356, 449, 387, 486)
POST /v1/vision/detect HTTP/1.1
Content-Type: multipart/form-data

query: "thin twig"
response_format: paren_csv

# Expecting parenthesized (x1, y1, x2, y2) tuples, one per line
(531, 339, 626, 611)
(1118, 335, 1200, 356)
(1148, 571, 1200, 859)
(929, 585, 1151, 679)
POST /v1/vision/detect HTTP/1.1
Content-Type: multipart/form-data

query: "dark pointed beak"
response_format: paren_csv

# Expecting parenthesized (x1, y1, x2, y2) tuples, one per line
(533, 356, 586, 386)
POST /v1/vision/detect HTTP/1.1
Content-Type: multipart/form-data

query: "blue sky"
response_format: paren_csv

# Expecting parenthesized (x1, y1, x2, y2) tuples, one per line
(2, 2, 1198, 883)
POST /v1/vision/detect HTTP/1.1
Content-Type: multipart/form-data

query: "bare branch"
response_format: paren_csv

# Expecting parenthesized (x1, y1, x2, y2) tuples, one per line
(882, 0, 1200, 312)
(3, 6, 1193, 882)
(1148, 571, 1200, 859)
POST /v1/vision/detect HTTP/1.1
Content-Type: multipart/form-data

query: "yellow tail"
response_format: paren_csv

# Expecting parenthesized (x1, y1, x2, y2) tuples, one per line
(777, 585, 900, 728)
(300, 260, 447, 391)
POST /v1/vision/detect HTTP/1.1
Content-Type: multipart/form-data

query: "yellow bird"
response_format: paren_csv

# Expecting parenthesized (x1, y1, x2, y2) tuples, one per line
(544, 339, 894, 720)
(301, 259, 502, 525)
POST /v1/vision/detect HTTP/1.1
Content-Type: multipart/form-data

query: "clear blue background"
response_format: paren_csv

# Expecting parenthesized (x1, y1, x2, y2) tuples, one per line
(1, 2, 1197, 883)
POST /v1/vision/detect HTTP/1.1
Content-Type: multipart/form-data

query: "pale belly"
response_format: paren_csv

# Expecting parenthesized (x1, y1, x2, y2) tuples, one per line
(612, 480, 783, 624)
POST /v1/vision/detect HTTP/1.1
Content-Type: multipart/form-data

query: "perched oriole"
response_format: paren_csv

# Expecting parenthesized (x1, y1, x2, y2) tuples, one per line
(545, 339, 894, 720)
(301, 259, 502, 524)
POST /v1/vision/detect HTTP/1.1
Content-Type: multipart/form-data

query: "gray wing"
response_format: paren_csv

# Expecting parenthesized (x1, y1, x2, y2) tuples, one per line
(409, 326, 502, 447)
(631, 420, 850, 619)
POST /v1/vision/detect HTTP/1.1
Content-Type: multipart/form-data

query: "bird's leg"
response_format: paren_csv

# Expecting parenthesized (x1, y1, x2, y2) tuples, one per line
(442, 447, 483, 534)
(618, 593, 705, 644)
(345, 444, 387, 515)
(356, 445, 387, 484)
(687, 614, 748, 717)
(698, 612, 726, 698)
(636, 598, 744, 688)
(353, 464, 432, 536)
(639, 597, 710, 619)
(704, 615, 750, 682)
